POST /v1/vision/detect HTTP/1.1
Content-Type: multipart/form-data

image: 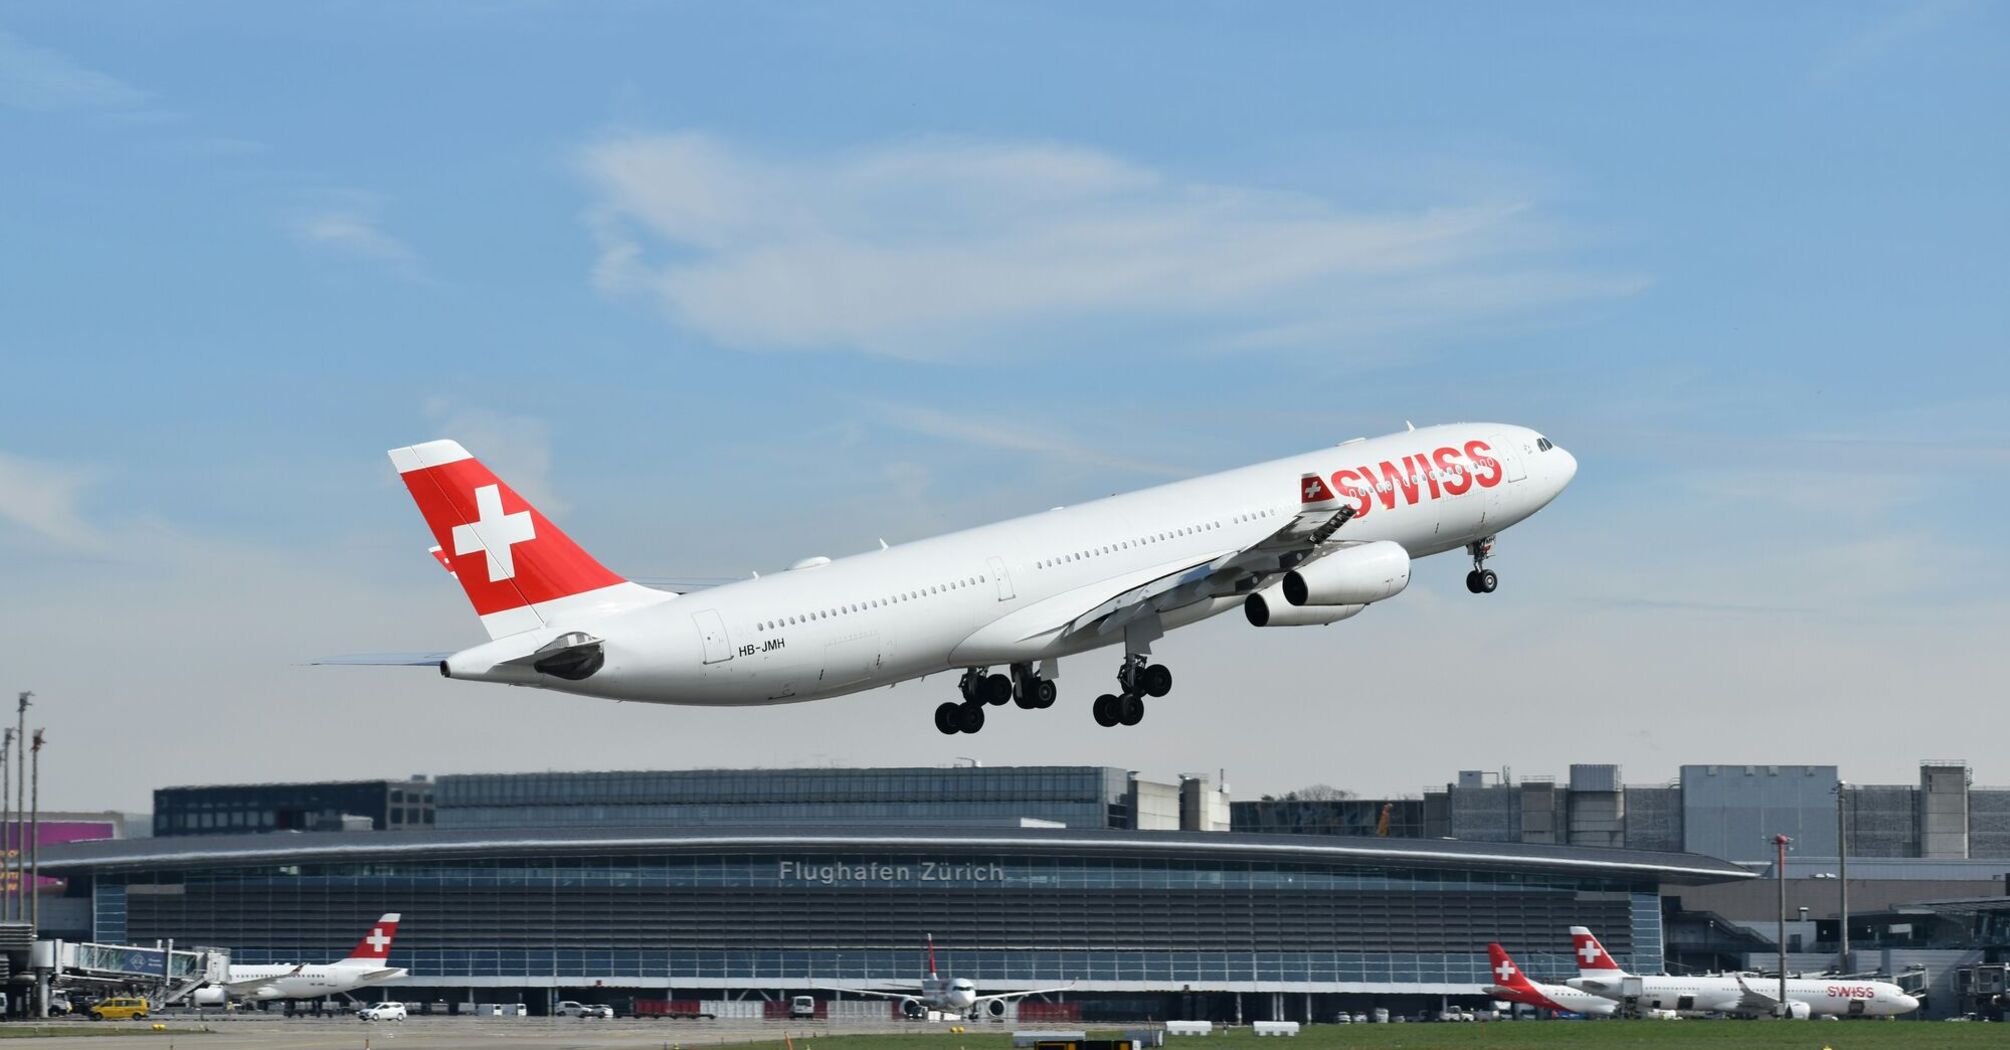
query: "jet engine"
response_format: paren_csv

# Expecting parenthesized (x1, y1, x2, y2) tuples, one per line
(1244, 584, 1364, 627)
(901, 998, 926, 1019)
(986, 999, 1007, 1017)
(1780, 1000, 1810, 1020)
(1282, 540, 1410, 606)
(191, 987, 227, 1006)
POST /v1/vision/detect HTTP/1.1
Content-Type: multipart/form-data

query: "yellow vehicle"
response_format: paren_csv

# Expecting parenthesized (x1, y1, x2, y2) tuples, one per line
(89, 997, 150, 1021)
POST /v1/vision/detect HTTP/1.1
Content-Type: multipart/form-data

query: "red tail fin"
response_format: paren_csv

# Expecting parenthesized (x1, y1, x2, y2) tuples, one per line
(926, 933, 939, 980)
(1568, 925, 1624, 973)
(342, 913, 400, 963)
(1486, 943, 1537, 991)
(389, 440, 626, 638)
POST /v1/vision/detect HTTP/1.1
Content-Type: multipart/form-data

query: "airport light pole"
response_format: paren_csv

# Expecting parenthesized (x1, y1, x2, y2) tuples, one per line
(1774, 834, 1791, 1017)
(12, 692, 25, 926)
(1, 726, 11, 923)
(30, 729, 43, 934)
(1835, 781, 1849, 973)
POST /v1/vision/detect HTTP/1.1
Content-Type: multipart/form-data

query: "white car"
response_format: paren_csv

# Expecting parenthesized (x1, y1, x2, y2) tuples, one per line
(555, 1000, 613, 1019)
(359, 1002, 407, 1021)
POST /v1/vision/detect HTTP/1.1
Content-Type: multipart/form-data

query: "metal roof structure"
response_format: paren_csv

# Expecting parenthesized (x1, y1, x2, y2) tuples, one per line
(36, 823, 1753, 884)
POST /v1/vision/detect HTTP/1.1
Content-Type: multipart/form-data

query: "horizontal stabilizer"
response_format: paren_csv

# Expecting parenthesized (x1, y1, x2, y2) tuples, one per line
(314, 652, 453, 667)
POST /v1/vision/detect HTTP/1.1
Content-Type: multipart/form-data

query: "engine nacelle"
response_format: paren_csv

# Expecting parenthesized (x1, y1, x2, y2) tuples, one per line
(986, 999, 1006, 1017)
(1244, 585, 1364, 627)
(191, 987, 227, 1006)
(1780, 1000, 1810, 1020)
(901, 998, 926, 1019)
(1282, 540, 1410, 606)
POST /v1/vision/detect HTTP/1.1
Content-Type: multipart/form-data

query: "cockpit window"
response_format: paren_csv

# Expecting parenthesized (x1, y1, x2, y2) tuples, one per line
(1535, 437, 1553, 451)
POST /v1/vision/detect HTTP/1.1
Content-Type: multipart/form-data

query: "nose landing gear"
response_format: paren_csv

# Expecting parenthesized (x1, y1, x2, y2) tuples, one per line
(1465, 536, 1499, 594)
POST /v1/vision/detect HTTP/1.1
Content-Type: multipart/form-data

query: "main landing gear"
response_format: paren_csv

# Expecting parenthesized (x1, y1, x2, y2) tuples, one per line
(1092, 654, 1172, 728)
(1465, 536, 1499, 594)
(935, 663, 1055, 735)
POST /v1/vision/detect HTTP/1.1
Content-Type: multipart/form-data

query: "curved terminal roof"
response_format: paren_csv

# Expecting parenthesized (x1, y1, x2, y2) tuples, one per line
(37, 825, 1753, 885)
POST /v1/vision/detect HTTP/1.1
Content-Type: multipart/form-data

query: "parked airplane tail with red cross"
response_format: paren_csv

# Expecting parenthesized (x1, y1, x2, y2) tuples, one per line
(340, 913, 402, 965)
(389, 439, 668, 639)
(1568, 925, 1627, 977)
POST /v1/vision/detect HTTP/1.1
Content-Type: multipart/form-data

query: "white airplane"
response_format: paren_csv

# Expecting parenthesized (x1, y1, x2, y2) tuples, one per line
(1564, 925, 1919, 1019)
(1483, 942, 1618, 1017)
(347, 423, 1574, 732)
(193, 914, 407, 1004)
(831, 934, 1072, 1020)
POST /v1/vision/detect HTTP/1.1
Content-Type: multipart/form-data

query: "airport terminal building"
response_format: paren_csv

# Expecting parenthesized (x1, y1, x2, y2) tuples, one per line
(37, 824, 1748, 1019)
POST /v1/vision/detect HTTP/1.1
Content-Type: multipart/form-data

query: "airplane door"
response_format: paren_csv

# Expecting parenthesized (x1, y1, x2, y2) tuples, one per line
(987, 557, 1015, 601)
(1498, 439, 1528, 483)
(693, 610, 733, 664)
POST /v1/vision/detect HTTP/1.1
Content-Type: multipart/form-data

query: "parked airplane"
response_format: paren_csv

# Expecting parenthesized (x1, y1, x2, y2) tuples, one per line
(830, 934, 1072, 1020)
(348, 423, 1574, 732)
(1564, 925, 1919, 1019)
(193, 914, 406, 1004)
(1484, 942, 1618, 1017)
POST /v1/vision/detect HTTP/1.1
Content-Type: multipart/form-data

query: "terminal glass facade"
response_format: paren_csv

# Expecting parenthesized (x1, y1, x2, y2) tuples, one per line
(435, 767, 1136, 830)
(86, 847, 1663, 988)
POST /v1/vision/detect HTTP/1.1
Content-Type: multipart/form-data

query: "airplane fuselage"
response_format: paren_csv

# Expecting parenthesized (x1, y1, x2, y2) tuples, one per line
(1569, 973, 1919, 1018)
(218, 962, 407, 1000)
(443, 423, 1574, 706)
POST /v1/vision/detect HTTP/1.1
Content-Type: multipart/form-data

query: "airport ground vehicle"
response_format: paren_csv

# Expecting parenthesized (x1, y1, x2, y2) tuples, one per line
(555, 1000, 613, 1019)
(790, 995, 817, 1019)
(89, 997, 150, 1021)
(356, 424, 1575, 734)
(359, 1002, 407, 1021)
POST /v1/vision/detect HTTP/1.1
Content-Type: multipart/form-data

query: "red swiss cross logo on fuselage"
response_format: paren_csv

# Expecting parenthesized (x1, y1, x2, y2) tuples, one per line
(1300, 473, 1335, 504)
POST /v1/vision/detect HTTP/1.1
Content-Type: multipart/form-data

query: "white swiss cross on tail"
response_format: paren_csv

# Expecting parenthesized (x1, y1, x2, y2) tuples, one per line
(342, 913, 401, 963)
(1495, 959, 1516, 983)
(1569, 926, 1620, 972)
(454, 484, 536, 582)
(1578, 941, 1601, 965)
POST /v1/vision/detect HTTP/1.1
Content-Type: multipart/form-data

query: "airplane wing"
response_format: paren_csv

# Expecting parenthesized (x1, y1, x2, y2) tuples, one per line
(820, 986, 924, 1000)
(1732, 974, 1783, 1012)
(1059, 502, 1357, 643)
(971, 984, 1076, 1006)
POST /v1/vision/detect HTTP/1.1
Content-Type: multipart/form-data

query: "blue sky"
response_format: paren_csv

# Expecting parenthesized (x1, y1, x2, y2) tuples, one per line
(2, 3, 2004, 810)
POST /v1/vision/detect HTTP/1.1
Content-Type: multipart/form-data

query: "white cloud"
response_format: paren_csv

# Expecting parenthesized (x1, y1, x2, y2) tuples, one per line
(289, 197, 426, 281)
(578, 133, 1643, 359)
(871, 402, 1187, 479)
(0, 450, 103, 550)
(1813, 0, 1973, 84)
(0, 29, 145, 112)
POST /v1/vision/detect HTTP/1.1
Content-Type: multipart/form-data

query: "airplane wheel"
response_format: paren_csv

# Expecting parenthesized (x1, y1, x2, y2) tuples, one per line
(1037, 679, 1058, 708)
(1093, 694, 1121, 727)
(1465, 570, 1482, 593)
(1014, 682, 1041, 710)
(935, 702, 961, 735)
(1477, 569, 1498, 593)
(1140, 664, 1172, 698)
(983, 673, 1013, 705)
(1119, 694, 1145, 726)
(957, 701, 987, 733)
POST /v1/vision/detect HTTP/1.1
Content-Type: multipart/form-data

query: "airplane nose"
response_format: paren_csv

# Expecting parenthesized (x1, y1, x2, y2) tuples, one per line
(1556, 447, 1578, 487)
(1897, 993, 1919, 1012)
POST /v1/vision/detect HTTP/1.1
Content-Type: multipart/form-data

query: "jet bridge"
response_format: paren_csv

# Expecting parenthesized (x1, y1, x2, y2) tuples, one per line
(42, 939, 230, 1004)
